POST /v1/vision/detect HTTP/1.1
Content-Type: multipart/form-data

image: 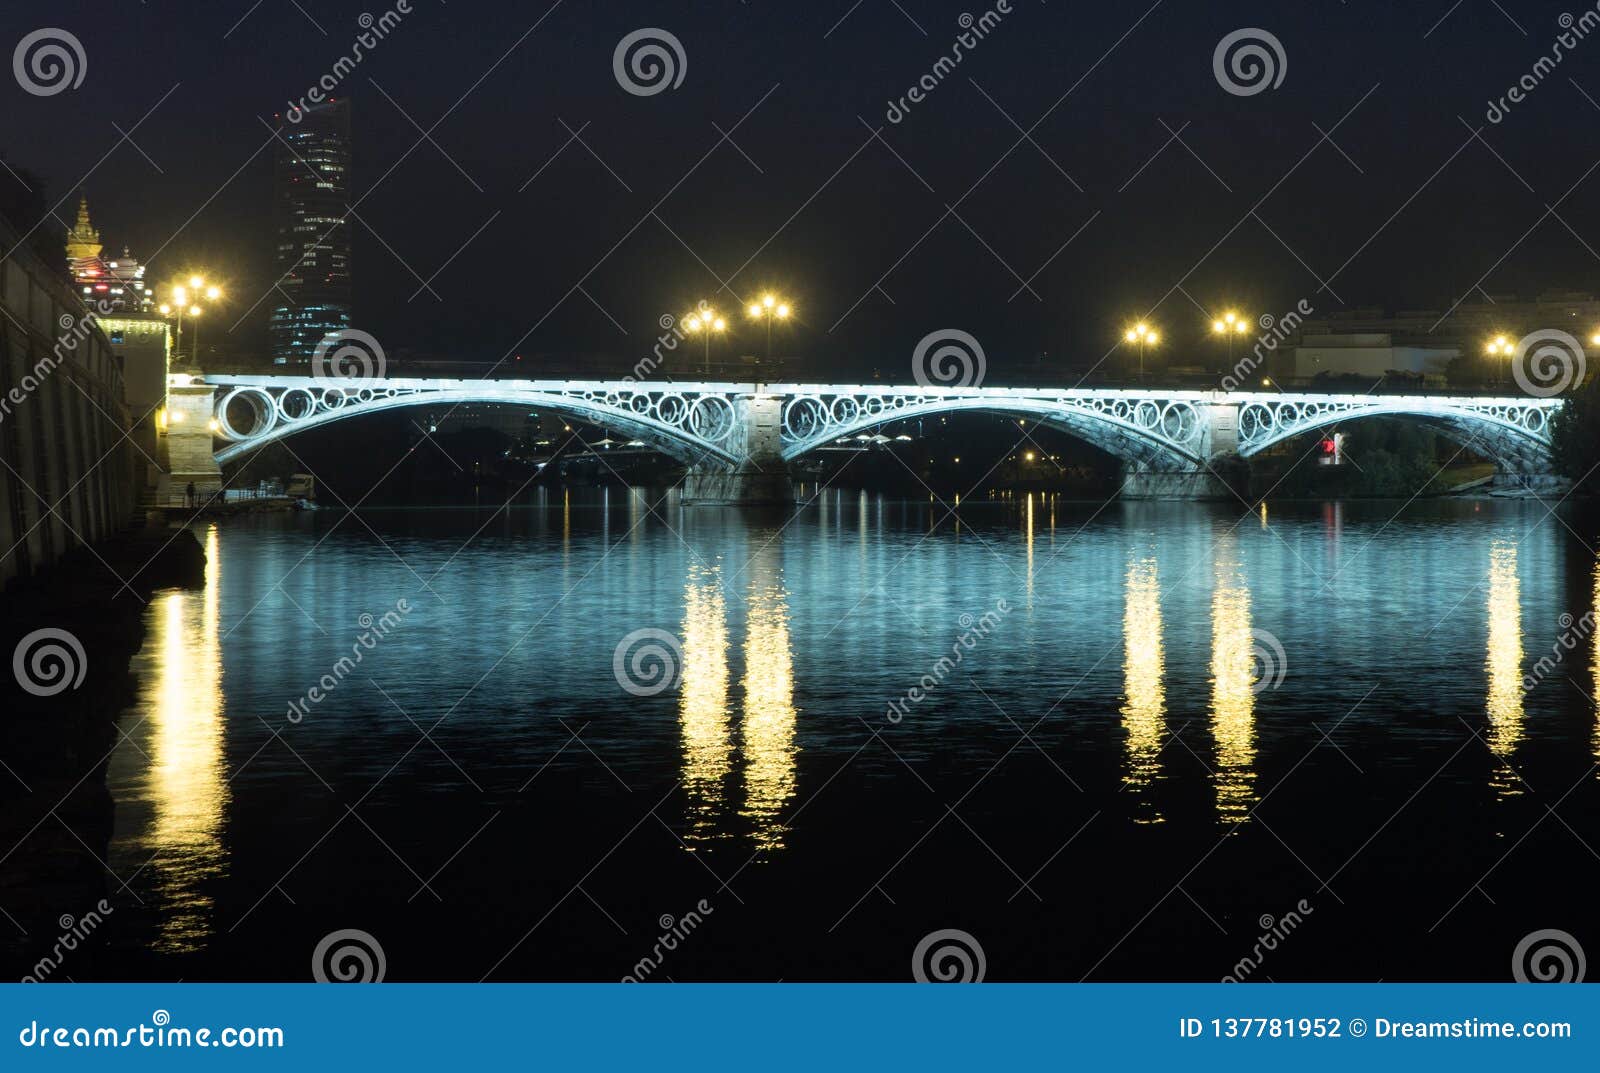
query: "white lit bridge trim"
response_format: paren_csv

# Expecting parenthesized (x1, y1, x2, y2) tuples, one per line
(205, 376, 756, 466)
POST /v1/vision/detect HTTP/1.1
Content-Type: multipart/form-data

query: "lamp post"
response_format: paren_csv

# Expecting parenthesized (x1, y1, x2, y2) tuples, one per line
(1211, 310, 1252, 368)
(746, 293, 792, 363)
(1123, 322, 1159, 383)
(188, 305, 204, 367)
(683, 306, 727, 377)
(163, 276, 222, 367)
(1484, 333, 1513, 388)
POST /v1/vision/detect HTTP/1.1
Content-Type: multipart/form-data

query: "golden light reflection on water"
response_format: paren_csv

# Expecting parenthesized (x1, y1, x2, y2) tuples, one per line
(1209, 536, 1257, 824)
(678, 564, 731, 845)
(1485, 539, 1525, 795)
(1121, 556, 1165, 822)
(739, 562, 797, 851)
(144, 524, 229, 951)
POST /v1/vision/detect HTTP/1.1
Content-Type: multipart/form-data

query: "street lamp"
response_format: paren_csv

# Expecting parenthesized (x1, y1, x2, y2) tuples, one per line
(1123, 321, 1159, 383)
(163, 276, 223, 367)
(1211, 310, 1252, 368)
(683, 306, 727, 376)
(1484, 333, 1514, 387)
(746, 292, 793, 363)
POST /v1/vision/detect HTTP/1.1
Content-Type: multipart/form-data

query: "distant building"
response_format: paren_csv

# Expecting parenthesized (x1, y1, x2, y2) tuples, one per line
(1298, 292, 1600, 350)
(63, 194, 100, 267)
(269, 98, 352, 365)
(59, 195, 169, 464)
(65, 196, 157, 314)
(1292, 333, 1455, 384)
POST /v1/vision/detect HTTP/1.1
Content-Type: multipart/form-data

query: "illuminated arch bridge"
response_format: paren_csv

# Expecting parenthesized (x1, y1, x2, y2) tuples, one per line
(174, 375, 1563, 500)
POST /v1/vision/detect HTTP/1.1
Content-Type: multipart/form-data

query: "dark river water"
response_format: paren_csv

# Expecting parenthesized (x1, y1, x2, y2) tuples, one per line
(87, 491, 1600, 981)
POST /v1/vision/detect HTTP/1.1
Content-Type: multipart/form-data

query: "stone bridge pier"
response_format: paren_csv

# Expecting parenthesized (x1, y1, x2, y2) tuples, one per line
(164, 378, 224, 495)
(681, 392, 794, 507)
(1118, 400, 1241, 500)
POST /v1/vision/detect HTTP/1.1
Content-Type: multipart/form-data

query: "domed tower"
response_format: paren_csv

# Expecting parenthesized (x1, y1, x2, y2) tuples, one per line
(64, 194, 103, 271)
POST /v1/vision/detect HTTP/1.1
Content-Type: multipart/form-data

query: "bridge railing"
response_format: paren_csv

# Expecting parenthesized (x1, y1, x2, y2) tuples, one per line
(192, 360, 1537, 397)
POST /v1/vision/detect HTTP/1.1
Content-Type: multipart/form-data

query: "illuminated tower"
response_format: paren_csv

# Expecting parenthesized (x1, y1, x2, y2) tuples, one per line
(64, 195, 102, 271)
(269, 98, 352, 365)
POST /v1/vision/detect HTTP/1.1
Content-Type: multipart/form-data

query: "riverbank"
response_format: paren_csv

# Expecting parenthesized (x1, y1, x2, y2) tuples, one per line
(0, 523, 205, 978)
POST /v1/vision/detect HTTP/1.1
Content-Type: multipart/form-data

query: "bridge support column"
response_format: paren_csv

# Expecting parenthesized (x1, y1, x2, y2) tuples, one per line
(1118, 464, 1236, 500)
(1119, 398, 1243, 500)
(163, 379, 222, 496)
(682, 392, 794, 508)
(1488, 470, 1570, 496)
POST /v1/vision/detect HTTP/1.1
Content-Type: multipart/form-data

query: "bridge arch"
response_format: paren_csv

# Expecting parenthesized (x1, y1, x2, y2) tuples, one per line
(204, 376, 745, 466)
(775, 387, 1212, 470)
(1234, 394, 1561, 471)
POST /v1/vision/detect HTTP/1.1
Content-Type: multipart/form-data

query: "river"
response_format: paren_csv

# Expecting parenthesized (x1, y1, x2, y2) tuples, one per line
(87, 491, 1600, 980)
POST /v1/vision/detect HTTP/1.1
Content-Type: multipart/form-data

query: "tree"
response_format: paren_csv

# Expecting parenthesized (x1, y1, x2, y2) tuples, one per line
(1549, 376, 1600, 487)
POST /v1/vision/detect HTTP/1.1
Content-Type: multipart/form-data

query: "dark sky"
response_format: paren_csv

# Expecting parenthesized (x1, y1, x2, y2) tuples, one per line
(4, 0, 1600, 377)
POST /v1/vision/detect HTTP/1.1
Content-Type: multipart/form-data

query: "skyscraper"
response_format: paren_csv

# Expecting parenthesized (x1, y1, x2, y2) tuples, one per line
(269, 98, 351, 365)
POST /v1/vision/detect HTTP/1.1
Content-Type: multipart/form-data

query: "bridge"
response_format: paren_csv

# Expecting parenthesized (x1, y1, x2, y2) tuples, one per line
(161, 373, 1565, 504)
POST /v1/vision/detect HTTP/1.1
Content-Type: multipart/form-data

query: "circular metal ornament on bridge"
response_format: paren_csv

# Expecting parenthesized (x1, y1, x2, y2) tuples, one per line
(829, 396, 861, 425)
(216, 386, 279, 442)
(275, 386, 319, 422)
(689, 394, 738, 441)
(1159, 402, 1199, 443)
(654, 394, 689, 427)
(782, 396, 827, 440)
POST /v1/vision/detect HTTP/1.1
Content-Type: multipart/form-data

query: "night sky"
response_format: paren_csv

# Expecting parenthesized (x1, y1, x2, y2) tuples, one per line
(4, 0, 1600, 377)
